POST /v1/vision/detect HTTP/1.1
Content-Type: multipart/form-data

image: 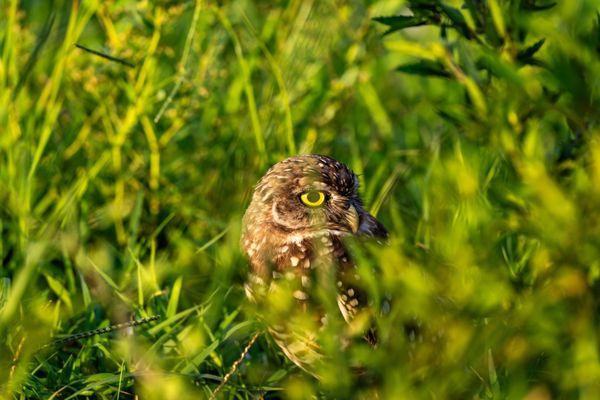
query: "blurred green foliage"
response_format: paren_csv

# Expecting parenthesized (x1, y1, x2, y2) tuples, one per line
(1, 0, 600, 398)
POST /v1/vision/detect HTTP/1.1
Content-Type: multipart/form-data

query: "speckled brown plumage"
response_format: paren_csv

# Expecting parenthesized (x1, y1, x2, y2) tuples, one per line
(241, 154, 387, 373)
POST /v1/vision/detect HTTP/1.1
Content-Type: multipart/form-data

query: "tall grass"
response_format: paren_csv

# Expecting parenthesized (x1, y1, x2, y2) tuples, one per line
(1, 0, 600, 398)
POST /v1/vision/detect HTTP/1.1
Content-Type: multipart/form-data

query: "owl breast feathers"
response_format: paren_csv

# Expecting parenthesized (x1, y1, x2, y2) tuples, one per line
(241, 154, 387, 373)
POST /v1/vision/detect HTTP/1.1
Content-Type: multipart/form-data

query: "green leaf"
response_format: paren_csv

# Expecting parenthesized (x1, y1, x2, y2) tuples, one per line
(267, 369, 287, 383)
(488, 349, 502, 397)
(439, 4, 473, 39)
(478, 53, 523, 86)
(78, 271, 91, 307)
(396, 60, 450, 77)
(487, 0, 506, 39)
(87, 258, 120, 291)
(180, 339, 220, 374)
(373, 15, 427, 35)
(223, 320, 256, 341)
(13, 12, 55, 99)
(463, 0, 484, 30)
(408, 2, 439, 13)
(522, 1, 557, 11)
(44, 274, 73, 312)
(0, 278, 10, 310)
(166, 276, 183, 318)
(594, 12, 600, 52)
(87, 257, 133, 306)
(85, 373, 119, 383)
(147, 304, 205, 336)
(517, 38, 546, 62)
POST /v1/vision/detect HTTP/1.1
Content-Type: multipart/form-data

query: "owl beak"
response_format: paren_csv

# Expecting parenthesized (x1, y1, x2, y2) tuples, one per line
(357, 211, 388, 239)
(346, 205, 360, 234)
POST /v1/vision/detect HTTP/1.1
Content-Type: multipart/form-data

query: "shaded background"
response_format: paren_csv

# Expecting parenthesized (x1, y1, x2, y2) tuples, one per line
(1, 0, 600, 398)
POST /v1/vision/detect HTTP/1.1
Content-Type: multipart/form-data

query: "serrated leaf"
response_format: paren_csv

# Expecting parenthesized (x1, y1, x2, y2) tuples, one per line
(396, 60, 450, 77)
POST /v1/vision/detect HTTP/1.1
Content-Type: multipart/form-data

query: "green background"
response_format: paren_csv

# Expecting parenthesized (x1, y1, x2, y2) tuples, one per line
(1, 0, 600, 398)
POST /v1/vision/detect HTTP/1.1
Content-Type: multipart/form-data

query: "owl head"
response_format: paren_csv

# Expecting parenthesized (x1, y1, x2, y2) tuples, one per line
(242, 155, 387, 246)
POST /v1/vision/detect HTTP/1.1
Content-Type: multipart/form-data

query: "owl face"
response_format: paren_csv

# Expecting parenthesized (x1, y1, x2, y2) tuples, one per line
(244, 155, 387, 240)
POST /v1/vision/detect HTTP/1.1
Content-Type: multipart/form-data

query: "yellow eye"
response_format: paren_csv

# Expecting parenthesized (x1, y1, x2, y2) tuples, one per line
(300, 191, 326, 207)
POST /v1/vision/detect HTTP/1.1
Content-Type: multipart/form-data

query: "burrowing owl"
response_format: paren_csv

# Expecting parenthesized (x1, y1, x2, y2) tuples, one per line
(241, 154, 387, 374)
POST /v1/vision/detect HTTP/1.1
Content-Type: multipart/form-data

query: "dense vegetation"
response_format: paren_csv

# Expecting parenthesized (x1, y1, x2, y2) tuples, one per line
(1, 0, 600, 398)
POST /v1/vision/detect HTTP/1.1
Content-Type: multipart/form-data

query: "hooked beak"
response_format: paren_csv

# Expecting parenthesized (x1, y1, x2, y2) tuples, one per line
(345, 205, 360, 234)
(347, 205, 388, 239)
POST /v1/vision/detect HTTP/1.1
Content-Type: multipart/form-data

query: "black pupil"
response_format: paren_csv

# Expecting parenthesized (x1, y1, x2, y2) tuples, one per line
(307, 191, 321, 203)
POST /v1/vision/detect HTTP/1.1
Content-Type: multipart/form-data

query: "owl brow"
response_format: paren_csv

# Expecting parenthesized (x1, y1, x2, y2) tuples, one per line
(301, 182, 329, 192)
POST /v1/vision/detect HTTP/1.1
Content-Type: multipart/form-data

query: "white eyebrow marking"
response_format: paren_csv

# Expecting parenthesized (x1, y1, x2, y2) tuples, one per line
(261, 191, 272, 202)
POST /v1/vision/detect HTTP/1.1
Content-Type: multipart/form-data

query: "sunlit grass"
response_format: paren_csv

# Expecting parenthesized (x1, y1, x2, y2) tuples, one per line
(1, 0, 600, 398)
